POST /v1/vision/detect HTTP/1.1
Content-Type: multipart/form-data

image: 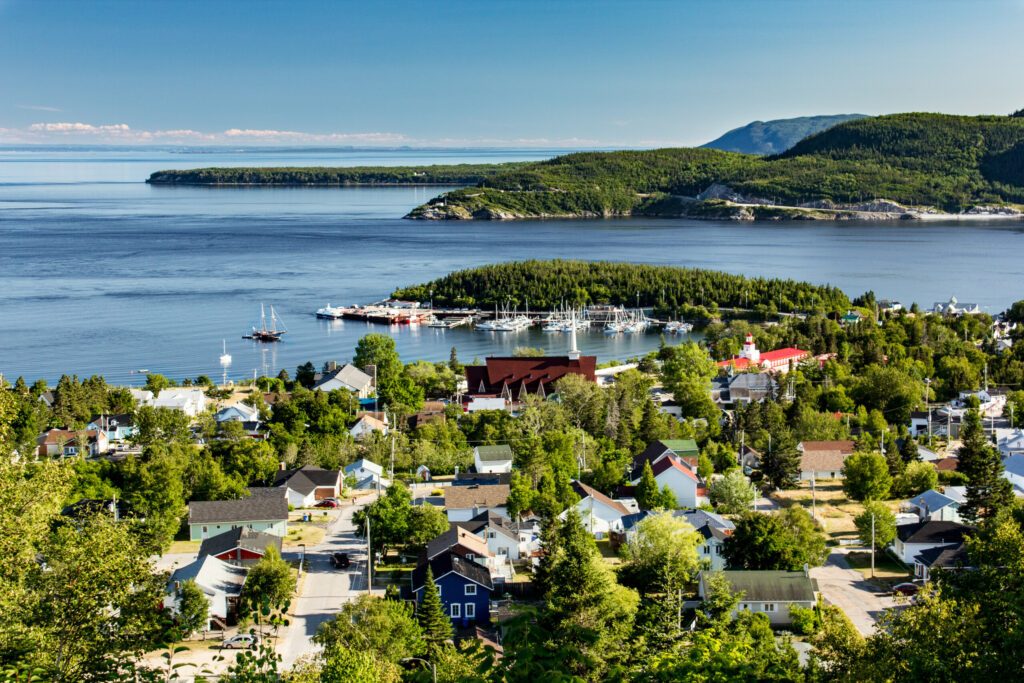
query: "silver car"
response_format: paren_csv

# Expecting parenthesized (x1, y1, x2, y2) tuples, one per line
(221, 633, 260, 650)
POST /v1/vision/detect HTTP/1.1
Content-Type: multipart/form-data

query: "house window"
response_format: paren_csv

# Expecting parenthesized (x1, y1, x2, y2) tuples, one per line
(202, 526, 208, 533)
(740, 603, 749, 611)
(488, 531, 496, 539)
(465, 584, 477, 596)
(466, 553, 475, 561)
(498, 547, 508, 555)
(764, 603, 776, 612)
(451, 603, 461, 618)
(465, 602, 476, 619)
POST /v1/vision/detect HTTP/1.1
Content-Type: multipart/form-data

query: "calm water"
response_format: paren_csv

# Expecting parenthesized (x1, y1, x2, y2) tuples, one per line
(2, 147, 1024, 385)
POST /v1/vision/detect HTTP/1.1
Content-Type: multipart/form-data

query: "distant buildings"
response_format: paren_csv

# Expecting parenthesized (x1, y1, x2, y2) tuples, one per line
(932, 296, 980, 317)
(473, 445, 514, 474)
(312, 362, 374, 398)
(798, 440, 856, 481)
(463, 349, 597, 409)
(716, 334, 809, 374)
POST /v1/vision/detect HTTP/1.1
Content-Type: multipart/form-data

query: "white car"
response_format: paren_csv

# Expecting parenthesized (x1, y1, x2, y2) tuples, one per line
(221, 633, 260, 650)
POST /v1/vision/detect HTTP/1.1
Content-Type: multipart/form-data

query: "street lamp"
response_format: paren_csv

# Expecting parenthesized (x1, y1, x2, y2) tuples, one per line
(401, 657, 437, 683)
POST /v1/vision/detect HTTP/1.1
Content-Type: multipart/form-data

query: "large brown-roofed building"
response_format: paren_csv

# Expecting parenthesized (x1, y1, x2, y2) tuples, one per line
(464, 356, 597, 403)
(444, 484, 510, 522)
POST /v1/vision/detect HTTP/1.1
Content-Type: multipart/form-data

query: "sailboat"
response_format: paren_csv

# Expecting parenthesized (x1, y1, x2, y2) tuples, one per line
(243, 303, 287, 342)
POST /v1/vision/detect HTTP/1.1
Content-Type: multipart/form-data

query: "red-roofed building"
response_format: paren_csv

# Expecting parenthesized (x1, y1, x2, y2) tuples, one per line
(631, 454, 704, 509)
(464, 355, 597, 405)
(717, 333, 809, 374)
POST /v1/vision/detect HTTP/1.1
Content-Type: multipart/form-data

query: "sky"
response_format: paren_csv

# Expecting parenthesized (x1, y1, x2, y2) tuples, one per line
(1, 0, 1023, 148)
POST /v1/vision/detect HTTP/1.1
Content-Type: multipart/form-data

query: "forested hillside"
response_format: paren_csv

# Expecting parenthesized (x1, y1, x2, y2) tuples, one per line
(408, 113, 1024, 219)
(701, 114, 867, 155)
(391, 260, 851, 315)
(146, 163, 530, 185)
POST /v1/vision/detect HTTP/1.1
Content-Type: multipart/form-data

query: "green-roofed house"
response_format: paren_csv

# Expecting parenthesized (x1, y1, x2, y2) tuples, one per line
(474, 444, 513, 474)
(632, 439, 700, 479)
(698, 570, 819, 626)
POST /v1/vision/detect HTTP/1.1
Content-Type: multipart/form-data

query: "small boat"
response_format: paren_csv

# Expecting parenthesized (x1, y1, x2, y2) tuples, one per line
(316, 303, 346, 319)
(130, 369, 150, 374)
(244, 303, 287, 342)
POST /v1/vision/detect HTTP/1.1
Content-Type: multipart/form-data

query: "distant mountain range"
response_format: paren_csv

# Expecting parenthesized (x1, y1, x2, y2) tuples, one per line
(701, 114, 869, 155)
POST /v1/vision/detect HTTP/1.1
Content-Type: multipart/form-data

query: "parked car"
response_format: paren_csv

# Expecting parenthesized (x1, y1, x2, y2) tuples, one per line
(222, 633, 260, 650)
(315, 499, 339, 508)
(892, 582, 920, 596)
(331, 552, 350, 569)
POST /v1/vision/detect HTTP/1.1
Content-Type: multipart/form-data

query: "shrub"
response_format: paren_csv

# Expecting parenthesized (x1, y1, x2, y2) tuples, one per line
(790, 604, 820, 635)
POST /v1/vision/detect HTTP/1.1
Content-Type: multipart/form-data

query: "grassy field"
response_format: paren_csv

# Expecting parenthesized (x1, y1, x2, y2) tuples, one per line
(769, 480, 901, 542)
(846, 551, 912, 582)
(283, 525, 326, 548)
(166, 539, 201, 554)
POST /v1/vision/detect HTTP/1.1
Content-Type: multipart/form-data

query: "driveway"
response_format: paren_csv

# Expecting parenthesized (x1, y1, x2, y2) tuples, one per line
(277, 493, 377, 669)
(810, 548, 896, 636)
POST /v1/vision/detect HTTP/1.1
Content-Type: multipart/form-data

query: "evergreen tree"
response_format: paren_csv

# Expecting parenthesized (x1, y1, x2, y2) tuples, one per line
(759, 428, 800, 491)
(885, 435, 905, 478)
(899, 432, 920, 464)
(532, 514, 562, 596)
(958, 402, 1014, 522)
(635, 460, 660, 510)
(448, 346, 462, 373)
(417, 566, 452, 646)
(657, 484, 678, 510)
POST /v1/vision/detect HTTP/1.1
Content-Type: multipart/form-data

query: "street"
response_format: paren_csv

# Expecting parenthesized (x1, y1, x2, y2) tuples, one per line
(810, 548, 897, 636)
(277, 492, 377, 669)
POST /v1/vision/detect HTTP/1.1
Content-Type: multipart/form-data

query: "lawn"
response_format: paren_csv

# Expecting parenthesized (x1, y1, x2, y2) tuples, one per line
(846, 550, 912, 582)
(769, 481, 901, 541)
(283, 525, 326, 548)
(167, 540, 201, 554)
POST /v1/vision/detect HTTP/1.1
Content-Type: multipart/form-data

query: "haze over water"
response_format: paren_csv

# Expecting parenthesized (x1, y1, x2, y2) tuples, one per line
(2, 147, 1023, 385)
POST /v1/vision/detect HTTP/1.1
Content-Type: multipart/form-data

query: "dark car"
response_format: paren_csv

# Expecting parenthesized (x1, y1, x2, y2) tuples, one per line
(331, 552, 350, 569)
(315, 499, 339, 509)
(892, 582, 920, 596)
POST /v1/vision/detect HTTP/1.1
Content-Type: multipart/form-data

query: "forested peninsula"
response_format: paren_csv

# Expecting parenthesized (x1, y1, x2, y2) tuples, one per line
(407, 113, 1024, 221)
(391, 260, 851, 319)
(146, 163, 529, 186)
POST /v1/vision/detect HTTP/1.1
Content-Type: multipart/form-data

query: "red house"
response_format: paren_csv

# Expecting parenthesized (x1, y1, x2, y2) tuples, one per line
(197, 527, 283, 567)
(464, 355, 597, 404)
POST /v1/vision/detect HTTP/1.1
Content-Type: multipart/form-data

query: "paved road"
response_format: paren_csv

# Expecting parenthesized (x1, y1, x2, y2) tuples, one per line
(277, 494, 377, 670)
(810, 548, 896, 636)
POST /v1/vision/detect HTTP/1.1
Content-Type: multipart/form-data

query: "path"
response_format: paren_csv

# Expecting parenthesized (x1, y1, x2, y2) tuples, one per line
(810, 548, 896, 636)
(277, 493, 377, 670)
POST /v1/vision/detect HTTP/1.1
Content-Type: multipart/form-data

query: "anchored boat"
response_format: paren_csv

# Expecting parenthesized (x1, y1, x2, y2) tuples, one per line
(244, 303, 287, 342)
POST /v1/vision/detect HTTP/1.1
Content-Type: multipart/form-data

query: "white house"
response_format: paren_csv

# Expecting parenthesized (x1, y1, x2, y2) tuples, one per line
(312, 363, 374, 398)
(444, 484, 510, 522)
(188, 488, 289, 541)
(1003, 454, 1024, 494)
(129, 389, 155, 405)
(997, 429, 1024, 458)
(698, 570, 818, 627)
(165, 555, 248, 628)
(798, 440, 855, 480)
(215, 402, 260, 423)
(630, 455, 703, 509)
(932, 296, 981, 316)
(152, 388, 208, 417)
(473, 444, 513, 474)
(349, 414, 388, 440)
(906, 487, 965, 523)
(891, 520, 971, 565)
(343, 458, 390, 490)
(464, 396, 507, 413)
(562, 480, 631, 539)
(454, 511, 523, 561)
(617, 509, 734, 570)
(273, 465, 342, 508)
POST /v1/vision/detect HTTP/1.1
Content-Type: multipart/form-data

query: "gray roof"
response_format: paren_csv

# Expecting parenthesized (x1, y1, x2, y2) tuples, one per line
(620, 509, 734, 538)
(412, 551, 493, 592)
(709, 570, 818, 602)
(908, 489, 958, 513)
(915, 543, 970, 569)
(273, 466, 340, 495)
(896, 520, 971, 545)
(313, 364, 372, 392)
(475, 444, 513, 462)
(189, 489, 288, 525)
(198, 527, 283, 559)
(453, 511, 519, 540)
(1003, 454, 1024, 477)
(728, 373, 775, 391)
(169, 554, 248, 597)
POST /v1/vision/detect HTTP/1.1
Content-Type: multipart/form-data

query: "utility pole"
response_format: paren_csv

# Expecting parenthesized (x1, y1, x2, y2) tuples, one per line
(366, 513, 373, 596)
(390, 429, 396, 481)
(811, 476, 816, 520)
(870, 512, 876, 579)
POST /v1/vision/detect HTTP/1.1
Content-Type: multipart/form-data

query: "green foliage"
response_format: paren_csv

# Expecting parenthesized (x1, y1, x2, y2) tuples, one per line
(315, 594, 423, 665)
(417, 566, 452, 646)
(394, 259, 849, 314)
(619, 511, 702, 594)
(635, 460, 661, 511)
(896, 460, 938, 498)
(175, 580, 209, 639)
(723, 508, 826, 570)
(354, 334, 424, 411)
(854, 501, 897, 551)
(842, 451, 893, 501)
(789, 604, 820, 636)
(241, 546, 296, 616)
(709, 468, 757, 514)
(702, 114, 868, 155)
(147, 162, 530, 186)
(958, 401, 1015, 522)
(354, 483, 442, 557)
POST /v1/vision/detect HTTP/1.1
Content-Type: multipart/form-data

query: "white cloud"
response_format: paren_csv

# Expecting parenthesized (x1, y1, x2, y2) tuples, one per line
(28, 122, 132, 134)
(18, 104, 62, 112)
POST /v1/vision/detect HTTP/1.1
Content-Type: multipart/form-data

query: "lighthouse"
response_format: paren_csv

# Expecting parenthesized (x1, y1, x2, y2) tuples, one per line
(739, 333, 760, 363)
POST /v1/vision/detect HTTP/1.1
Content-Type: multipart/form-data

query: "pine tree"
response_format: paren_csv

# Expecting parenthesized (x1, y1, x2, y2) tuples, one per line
(759, 428, 800, 491)
(885, 435, 905, 478)
(417, 566, 452, 646)
(635, 460, 660, 510)
(899, 432, 919, 464)
(958, 402, 1014, 522)
(533, 513, 562, 596)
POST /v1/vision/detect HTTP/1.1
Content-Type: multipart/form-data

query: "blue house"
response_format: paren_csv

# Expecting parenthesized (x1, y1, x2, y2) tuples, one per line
(412, 551, 493, 626)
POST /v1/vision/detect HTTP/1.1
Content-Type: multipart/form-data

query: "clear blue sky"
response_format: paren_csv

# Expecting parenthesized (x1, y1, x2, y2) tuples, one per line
(2, 0, 1023, 147)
